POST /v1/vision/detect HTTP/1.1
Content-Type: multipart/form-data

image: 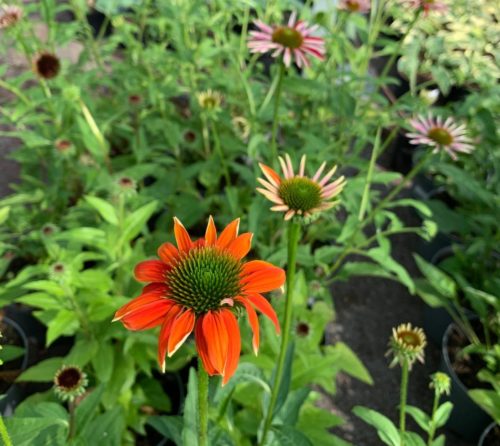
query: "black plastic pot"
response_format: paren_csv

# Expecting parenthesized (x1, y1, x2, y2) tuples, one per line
(440, 323, 492, 441)
(478, 422, 500, 446)
(0, 316, 30, 415)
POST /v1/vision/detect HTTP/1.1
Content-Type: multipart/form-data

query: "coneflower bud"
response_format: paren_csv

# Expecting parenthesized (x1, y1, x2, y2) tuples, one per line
(55, 139, 73, 154)
(429, 372, 451, 396)
(387, 323, 427, 369)
(33, 52, 61, 80)
(54, 365, 88, 402)
(197, 89, 223, 111)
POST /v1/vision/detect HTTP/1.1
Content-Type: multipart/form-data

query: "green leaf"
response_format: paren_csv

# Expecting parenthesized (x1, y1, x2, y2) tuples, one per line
(0, 206, 10, 225)
(402, 431, 427, 446)
(469, 389, 500, 423)
(3, 417, 67, 446)
(183, 368, 199, 446)
(271, 425, 313, 446)
(352, 406, 400, 446)
(367, 247, 415, 293)
(82, 406, 125, 446)
(414, 279, 445, 308)
(270, 342, 294, 416)
(121, 201, 158, 243)
(65, 339, 98, 367)
(330, 343, 373, 385)
(141, 378, 171, 412)
(278, 387, 310, 425)
(433, 402, 453, 427)
(84, 195, 119, 226)
(46, 310, 80, 346)
(75, 385, 105, 435)
(297, 404, 347, 446)
(16, 292, 61, 310)
(413, 254, 456, 299)
(1, 345, 25, 362)
(147, 416, 183, 445)
(405, 405, 430, 431)
(17, 357, 63, 382)
(92, 342, 114, 383)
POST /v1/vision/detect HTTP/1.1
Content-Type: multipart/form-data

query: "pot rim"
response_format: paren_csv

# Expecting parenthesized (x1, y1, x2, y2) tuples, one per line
(478, 421, 498, 446)
(1, 315, 30, 372)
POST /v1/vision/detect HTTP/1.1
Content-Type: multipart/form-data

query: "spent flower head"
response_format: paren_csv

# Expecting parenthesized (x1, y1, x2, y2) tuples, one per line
(33, 52, 61, 80)
(0, 5, 22, 29)
(430, 372, 451, 396)
(115, 176, 137, 197)
(197, 89, 223, 112)
(406, 114, 474, 160)
(338, 0, 371, 13)
(113, 217, 285, 385)
(54, 365, 88, 402)
(248, 12, 325, 68)
(406, 0, 448, 14)
(387, 323, 427, 369)
(232, 116, 251, 141)
(257, 154, 346, 221)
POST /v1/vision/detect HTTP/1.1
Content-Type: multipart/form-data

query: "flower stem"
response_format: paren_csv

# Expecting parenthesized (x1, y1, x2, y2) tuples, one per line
(0, 416, 12, 446)
(427, 390, 440, 446)
(358, 128, 382, 221)
(259, 220, 301, 446)
(399, 359, 409, 444)
(270, 62, 286, 163)
(210, 120, 231, 186)
(68, 401, 76, 441)
(198, 358, 209, 446)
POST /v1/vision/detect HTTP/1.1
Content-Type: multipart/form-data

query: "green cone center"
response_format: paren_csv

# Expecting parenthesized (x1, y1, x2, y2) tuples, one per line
(428, 127, 453, 146)
(278, 177, 322, 212)
(168, 247, 242, 314)
(272, 26, 304, 49)
(398, 331, 421, 348)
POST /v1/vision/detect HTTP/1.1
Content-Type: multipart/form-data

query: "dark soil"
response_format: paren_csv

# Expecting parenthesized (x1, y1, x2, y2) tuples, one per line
(447, 324, 488, 390)
(482, 425, 500, 446)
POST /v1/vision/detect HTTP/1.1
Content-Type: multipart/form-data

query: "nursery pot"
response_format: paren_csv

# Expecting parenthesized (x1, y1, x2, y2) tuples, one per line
(440, 323, 492, 441)
(478, 422, 500, 446)
(0, 316, 30, 415)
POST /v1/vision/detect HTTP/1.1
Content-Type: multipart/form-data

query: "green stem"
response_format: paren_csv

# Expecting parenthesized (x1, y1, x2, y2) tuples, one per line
(0, 79, 31, 106)
(210, 120, 231, 186)
(198, 358, 209, 446)
(399, 359, 409, 444)
(427, 390, 440, 445)
(259, 221, 301, 446)
(68, 401, 76, 441)
(0, 416, 12, 446)
(358, 128, 382, 221)
(380, 10, 421, 80)
(270, 62, 286, 163)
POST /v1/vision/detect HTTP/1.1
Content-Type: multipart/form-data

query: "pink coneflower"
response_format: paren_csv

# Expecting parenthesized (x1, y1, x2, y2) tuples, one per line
(338, 0, 371, 13)
(257, 154, 346, 220)
(248, 12, 325, 68)
(407, 0, 448, 14)
(0, 5, 23, 29)
(406, 114, 474, 160)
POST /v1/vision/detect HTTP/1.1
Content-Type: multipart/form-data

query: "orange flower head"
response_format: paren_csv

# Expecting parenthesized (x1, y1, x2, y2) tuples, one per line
(257, 154, 346, 220)
(113, 217, 285, 385)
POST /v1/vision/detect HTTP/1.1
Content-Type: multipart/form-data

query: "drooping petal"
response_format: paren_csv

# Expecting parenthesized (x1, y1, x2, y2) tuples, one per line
(216, 218, 240, 249)
(205, 215, 217, 245)
(220, 310, 241, 385)
(227, 233, 253, 260)
(202, 311, 229, 374)
(173, 217, 193, 252)
(158, 243, 180, 265)
(134, 260, 170, 282)
(195, 317, 217, 375)
(113, 285, 169, 321)
(259, 163, 282, 187)
(157, 304, 184, 372)
(237, 297, 260, 355)
(241, 260, 278, 277)
(241, 267, 286, 293)
(120, 299, 175, 331)
(167, 309, 196, 356)
(246, 293, 281, 334)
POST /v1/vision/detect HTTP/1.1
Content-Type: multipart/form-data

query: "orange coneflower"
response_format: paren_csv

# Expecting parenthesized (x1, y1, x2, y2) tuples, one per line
(257, 154, 346, 220)
(113, 217, 285, 385)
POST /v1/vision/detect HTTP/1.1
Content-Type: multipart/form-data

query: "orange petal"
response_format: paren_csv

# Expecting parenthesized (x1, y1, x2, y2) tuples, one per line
(202, 311, 229, 374)
(259, 163, 282, 187)
(216, 219, 240, 249)
(226, 233, 253, 260)
(241, 260, 277, 277)
(237, 297, 260, 355)
(167, 309, 195, 356)
(220, 310, 241, 385)
(241, 267, 286, 293)
(246, 293, 280, 334)
(205, 216, 217, 246)
(173, 217, 193, 252)
(195, 317, 217, 375)
(120, 299, 174, 331)
(157, 304, 184, 372)
(134, 260, 170, 282)
(113, 286, 169, 321)
(158, 242, 180, 265)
